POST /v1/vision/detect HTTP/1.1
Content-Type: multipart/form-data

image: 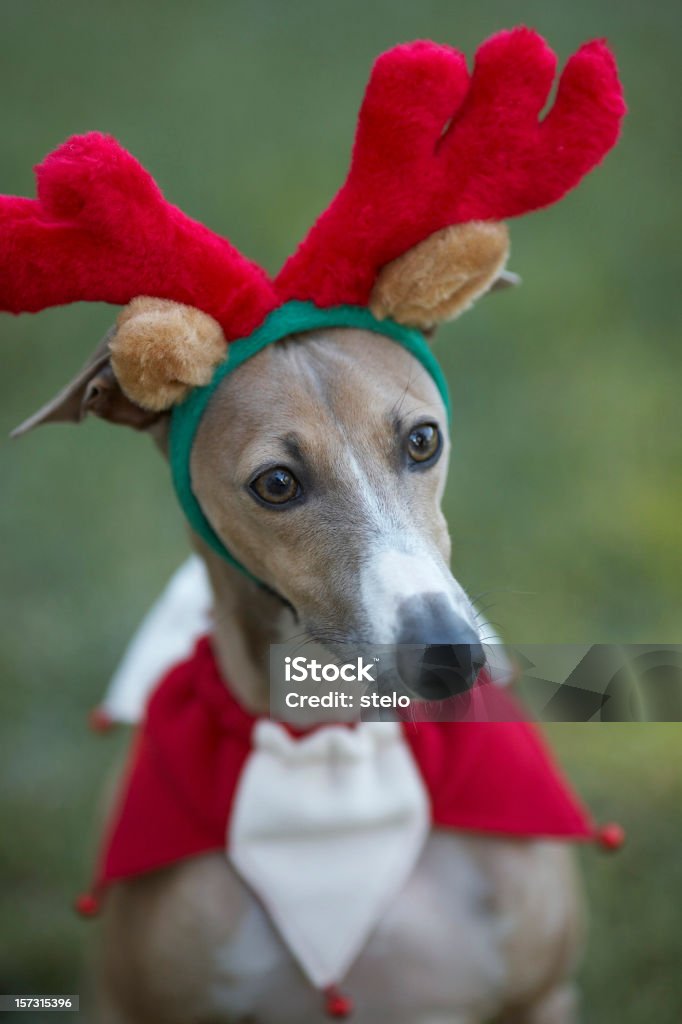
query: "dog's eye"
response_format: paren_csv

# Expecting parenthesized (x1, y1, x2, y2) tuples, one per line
(250, 466, 301, 506)
(406, 423, 441, 465)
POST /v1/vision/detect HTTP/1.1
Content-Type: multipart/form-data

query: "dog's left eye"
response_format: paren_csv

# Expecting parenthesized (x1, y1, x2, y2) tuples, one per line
(406, 423, 441, 465)
(250, 466, 302, 506)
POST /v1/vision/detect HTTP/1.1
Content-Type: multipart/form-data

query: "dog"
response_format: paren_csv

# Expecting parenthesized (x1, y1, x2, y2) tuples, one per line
(18, 320, 586, 1024)
(3, 28, 625, 1024)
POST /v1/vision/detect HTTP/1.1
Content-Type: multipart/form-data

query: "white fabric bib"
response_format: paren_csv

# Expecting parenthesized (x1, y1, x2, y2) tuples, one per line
(228, 719, 429, 988)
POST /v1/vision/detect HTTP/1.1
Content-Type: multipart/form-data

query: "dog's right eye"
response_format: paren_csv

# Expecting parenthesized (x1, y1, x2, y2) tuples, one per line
(406, 422, 441, 466)
(249, 466, 302, 507)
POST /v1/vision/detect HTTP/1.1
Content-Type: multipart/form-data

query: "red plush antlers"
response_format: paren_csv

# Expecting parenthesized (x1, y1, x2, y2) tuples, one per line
(0, 133, 278, 339)
(0, 29, 625, 344)
(276, 28, 626, 307)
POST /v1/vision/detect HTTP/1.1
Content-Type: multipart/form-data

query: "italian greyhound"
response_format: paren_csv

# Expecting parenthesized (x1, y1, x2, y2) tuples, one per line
(17, 321, 584, 1024)
(2, 27, 625, 1024)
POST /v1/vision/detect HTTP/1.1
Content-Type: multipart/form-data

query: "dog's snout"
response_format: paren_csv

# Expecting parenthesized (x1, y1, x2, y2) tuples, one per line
(395, 593, 485, 700)
(415, 641, 487, 699)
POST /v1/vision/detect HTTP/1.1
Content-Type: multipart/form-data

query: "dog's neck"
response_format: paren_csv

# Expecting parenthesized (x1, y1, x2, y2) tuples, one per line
(198, 541, 294, 714)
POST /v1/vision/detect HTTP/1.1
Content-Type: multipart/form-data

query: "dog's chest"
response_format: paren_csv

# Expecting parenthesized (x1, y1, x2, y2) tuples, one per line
(207, 722, 507, 1021)
(226, 720, 430, 992)
(209, 831, 508, 1024)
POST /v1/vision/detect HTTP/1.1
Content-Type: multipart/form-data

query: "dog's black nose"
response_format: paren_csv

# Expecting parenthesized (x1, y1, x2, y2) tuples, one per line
(412, 641, 486, 699)
(395, 593, 485, 700)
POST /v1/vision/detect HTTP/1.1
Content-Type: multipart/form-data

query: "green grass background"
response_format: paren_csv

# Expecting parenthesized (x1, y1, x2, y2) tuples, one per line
(0, 0, 680, 1020)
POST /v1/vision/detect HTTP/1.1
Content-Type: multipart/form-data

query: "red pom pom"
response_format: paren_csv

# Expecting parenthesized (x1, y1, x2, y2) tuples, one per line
(74, 892, 100, 917)
(88, 707, 115, 733)
(597, 822, 625, 851)
(324, 985, 353, 1018)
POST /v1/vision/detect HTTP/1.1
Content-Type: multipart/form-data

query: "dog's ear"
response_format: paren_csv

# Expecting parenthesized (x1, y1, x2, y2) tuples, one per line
(369, 221, 518, 331)
(11, 298, 228, 438)
(10, 328, 162, 437)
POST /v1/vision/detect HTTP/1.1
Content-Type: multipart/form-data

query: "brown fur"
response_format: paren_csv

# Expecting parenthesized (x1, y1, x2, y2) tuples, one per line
(370, 222, 510, 329)
(10, 331, 162, 435)
(101, 329, 582, 1022)
(15, 314, 581, 1022)
(109, 297, 227, 411)
(193, 333, 448, 624)
(95, 836, 581, 1024)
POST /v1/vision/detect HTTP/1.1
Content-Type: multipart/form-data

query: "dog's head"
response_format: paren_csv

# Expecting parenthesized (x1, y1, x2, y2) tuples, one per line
(13, 226, 512, 697)
(3, 31, 624, 699)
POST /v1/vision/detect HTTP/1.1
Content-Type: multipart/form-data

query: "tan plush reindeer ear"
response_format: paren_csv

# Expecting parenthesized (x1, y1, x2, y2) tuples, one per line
(369, 222, 511, 331)
(109, 298, 228, 412)
(11, 298, 229, 438)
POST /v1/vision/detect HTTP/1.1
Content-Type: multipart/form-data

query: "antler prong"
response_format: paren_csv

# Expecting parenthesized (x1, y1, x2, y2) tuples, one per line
(276, 29, 625, 307)
(2, 31, 624, 353)
(0, 134, 277, 338)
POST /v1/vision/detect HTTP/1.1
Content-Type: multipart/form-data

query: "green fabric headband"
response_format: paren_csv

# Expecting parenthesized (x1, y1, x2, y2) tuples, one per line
(169, 300, 450, 582)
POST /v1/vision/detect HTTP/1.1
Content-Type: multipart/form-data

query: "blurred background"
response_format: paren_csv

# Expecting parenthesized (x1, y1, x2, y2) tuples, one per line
(1, 0, 680, 1020)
